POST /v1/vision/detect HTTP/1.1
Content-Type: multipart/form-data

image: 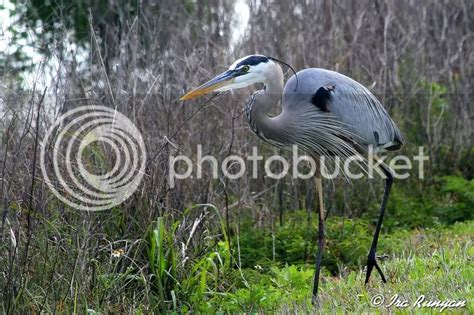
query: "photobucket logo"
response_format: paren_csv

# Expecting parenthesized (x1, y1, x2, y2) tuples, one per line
(40, 106, 146, 211)
(168, 145, 429, 187)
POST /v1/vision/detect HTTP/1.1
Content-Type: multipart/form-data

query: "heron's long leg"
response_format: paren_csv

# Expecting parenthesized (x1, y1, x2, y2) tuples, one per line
(312, 177, 325, 303)
(365, 157, 393, 284)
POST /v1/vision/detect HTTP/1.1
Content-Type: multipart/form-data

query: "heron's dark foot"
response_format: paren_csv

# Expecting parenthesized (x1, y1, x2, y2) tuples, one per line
(365, 250, 387, 284)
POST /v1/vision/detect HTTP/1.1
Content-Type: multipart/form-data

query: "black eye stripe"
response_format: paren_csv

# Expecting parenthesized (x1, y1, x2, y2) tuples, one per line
(236, 55, 269, 68)
(234, 69, 247, 77)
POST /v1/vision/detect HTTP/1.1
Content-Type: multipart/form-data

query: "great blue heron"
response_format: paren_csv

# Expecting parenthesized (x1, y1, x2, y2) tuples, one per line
(180, 54, 403, 302)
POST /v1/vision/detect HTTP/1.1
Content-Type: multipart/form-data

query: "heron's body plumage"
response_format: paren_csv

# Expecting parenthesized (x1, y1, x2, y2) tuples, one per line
(283, 68, 403, 152)
(245, 66, 403, 157)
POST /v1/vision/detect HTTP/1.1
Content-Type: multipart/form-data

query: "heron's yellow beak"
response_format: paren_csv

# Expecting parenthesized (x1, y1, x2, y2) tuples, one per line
(180, 70, 235, 101)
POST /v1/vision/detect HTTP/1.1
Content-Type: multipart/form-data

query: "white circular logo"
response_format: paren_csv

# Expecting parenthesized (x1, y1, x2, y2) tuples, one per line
(40, 106, 146, 211)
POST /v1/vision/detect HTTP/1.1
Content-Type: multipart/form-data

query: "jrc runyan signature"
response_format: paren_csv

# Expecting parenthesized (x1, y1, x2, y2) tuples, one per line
(371, 294, 467, 312)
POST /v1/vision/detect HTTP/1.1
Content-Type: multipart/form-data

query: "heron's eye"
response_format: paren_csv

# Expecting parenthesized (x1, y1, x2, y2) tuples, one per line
(242, 65, 250, 72)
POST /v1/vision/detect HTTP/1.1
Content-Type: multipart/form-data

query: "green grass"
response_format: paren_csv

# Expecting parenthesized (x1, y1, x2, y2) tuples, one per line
(2, 214, 472, 314)
(223, 221, 473, 314)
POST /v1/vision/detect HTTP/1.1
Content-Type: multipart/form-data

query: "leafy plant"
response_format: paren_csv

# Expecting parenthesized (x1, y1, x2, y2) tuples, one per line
(434, 176, 474, 223)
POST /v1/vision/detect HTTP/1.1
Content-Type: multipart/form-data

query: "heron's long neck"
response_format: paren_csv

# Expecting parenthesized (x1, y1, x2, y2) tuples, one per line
(246, 64, 290, 145)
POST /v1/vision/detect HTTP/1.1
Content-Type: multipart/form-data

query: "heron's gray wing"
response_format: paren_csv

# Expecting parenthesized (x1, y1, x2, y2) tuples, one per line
(328, 79, 403, 151)
(283, 68, 403, 153)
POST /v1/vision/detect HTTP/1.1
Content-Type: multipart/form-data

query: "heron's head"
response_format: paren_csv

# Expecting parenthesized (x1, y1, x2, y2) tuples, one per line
(180, 55, 279, 101)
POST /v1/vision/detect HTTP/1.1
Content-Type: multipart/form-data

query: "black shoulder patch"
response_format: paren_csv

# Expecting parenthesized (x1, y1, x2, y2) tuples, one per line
(236, 55, 269, 68)
(311, 85, 335, 113)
